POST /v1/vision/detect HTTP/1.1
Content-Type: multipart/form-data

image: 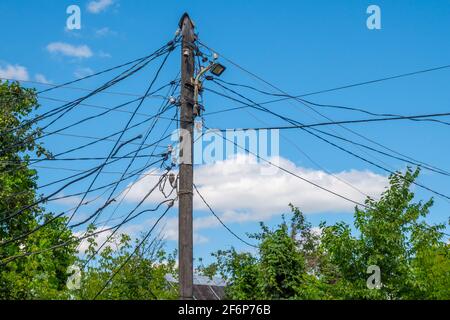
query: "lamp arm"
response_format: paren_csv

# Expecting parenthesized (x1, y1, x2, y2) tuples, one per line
(193, 64, 213, 115)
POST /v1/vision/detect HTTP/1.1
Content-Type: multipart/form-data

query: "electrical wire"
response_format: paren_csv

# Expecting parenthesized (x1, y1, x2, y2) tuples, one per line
(71, 83, 178, 229)
(205, 81, 450, 177)
(78, 163, 176, 268)
(199, 40, 450, 178)
(30, 81, 175, 146)
(193, 184, 257, 248)
(3, 42, 175, 144)
(212, 78, 450, 127)
(0, 130, 154, 225)
(0, 199, 174, 266)
(218, 112, 450, 131)
(38, 93, 172, 118)
(202, 123, 368, 208)
(210, 78, 373, 199)
(205, 85, 450, 179)
(62, 48, 175, 230)
(206, 84, 450, 201)
(91, 92, 179, 239)
(198, 41, 450, 99)
(0, 140, 154, 248)
(36, 43, 177, 94)
(92, 202, 174, 300)
(1, 137, 170, 206)
(0, 58, 159, 160)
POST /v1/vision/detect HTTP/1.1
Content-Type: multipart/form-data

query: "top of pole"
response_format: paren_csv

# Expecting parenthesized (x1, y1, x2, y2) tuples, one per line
(178, 12, 195, 30)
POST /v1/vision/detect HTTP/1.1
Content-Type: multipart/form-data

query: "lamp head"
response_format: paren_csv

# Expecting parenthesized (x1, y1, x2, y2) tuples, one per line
(210, 63, 226, 77)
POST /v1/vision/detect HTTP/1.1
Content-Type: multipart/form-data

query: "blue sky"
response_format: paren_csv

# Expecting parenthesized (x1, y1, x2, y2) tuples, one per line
(1, 0, 449, 264)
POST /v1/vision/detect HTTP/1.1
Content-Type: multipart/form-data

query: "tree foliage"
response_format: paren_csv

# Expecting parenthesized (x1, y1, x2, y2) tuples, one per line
(0, 81, 178, 300)
(0, 81, 76, 299)
(72, 231, 178, 300)
(203, 169, 450, 300)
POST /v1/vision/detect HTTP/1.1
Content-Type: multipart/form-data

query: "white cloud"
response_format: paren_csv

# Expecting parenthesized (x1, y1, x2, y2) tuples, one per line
(121, 154, 388, 228)
(74, 67, 94, 79)
(87, 0, 114, 14)
(34, 73, 52, 84)
(98, 50, 112, 58)
(95, 27, 110, 37)
(95, 27, 117, 37)
(0, 64, 29, 81)
(109, 156, 388, 245)
(46, 42, 93, 58)
(158, 218, 209, 245)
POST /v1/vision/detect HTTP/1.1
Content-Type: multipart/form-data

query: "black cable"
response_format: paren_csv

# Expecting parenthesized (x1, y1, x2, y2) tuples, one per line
(31, 82, 174, 145)
(207, 82, 450, 184)
(0, 131, 149, 226)
(3, 132, 172, 203)
(1, 146, 167, 210)
(3, 99, 193, 180)
(310, 130, 450, 177)
(1, 78, 146, 98)
(67, 51, 172, 229)
(32, 164, 152, 174)
(91, 81, 179, 235)
(96, 80, 179, 215)
(0, 154, 164, 162)
(193, 184, 257, 248)
(38, 134, 171, 190)
(0, 199, 174, 266)
(81, 167, 172, 255)
(0, 52, 165, 159)
(2, 102, 176, 179)
(0, 162, 171, 251)
(206, 84, 450, 178)
(0, 39, 179, 259)
(212, 78, 450, 126)
(4, 56, 151, 137)
(216, 112, 450, 131)
(0, 141, 150, 248)
(198, 41, 450, 98)
(3, 42, 175, 144)
(210, 84, 373, 198)
(207, 85, 450, 201)
(49, 158, 165, 206)
(63, 48, 175, 229)
(70, 102, 174, 229)
(92, 203, 173, 300)
(36, 42, 177, 94)
(78, 164, 175, 268)
(41, 106, 175, 161)
(202, 123, 367, 208)
(200, 41, 450, 175)
(38, 94, 171, 118)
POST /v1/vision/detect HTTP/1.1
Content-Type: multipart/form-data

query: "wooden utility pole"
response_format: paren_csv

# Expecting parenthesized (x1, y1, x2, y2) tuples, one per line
(178, 13, 195, 300)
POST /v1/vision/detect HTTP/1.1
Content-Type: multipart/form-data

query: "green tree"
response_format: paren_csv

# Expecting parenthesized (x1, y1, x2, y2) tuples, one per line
(202, 169, 449, 300)
(73, 230, 178, 300)
(202, 206, 326, 299)
(321, 168, 449, 299)
(0, 81, 76, 299)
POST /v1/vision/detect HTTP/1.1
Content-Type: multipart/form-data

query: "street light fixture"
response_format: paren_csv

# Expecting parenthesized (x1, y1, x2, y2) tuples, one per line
(209, 63, 226, 77)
